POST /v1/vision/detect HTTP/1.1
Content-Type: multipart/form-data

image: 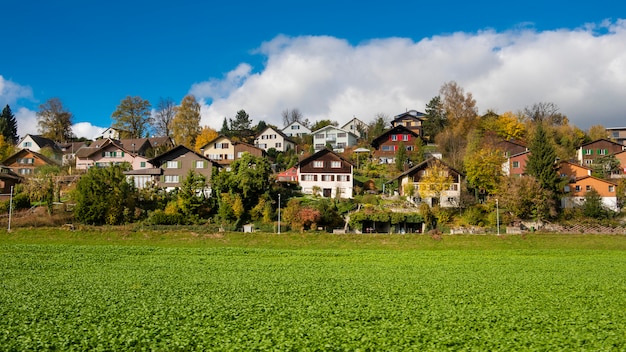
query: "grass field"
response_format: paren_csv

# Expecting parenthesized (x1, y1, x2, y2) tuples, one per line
(1, 229, 625, 350)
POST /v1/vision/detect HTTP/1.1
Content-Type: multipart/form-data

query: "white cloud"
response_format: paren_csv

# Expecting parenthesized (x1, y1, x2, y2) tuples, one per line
(193, 19, 626, 130)
(72, 122, 106, 140)
(15, 107, 38, 139)
(0, 75, 33, 107)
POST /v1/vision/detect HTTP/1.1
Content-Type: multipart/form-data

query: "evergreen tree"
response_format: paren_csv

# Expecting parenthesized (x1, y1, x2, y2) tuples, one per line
(395, 142, 407, 172)
(422, 96, 447, 141)
(219, 117, 231, 137)
(0, 105, 19, 144)
(229, 109, 254, 142)
(526, 123, 560, 194)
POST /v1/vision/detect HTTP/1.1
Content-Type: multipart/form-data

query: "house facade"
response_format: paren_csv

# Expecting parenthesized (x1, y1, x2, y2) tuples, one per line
(3, 149, 60, 176)
(312, 125, 358, 152)
(297, 149, 354, 199)
(17, 134, 63, 164)
(391, 110, 426, 137)
(577, 139, 626, 166)
(503, 151, 530, 177)
(125, 145, 217, 192)
(200, 135, 266, 170)
(74, 139, 149, 170)
(0, 165, 21, 198)
(282, 121, 311, 138)
(561, 175, 618, 211)
(370, 125, 423, 164)
(393, 157, 463, 208)
(341, 118, 367, 138)
(254, 126, 295, 153)
(606, 127, 626, 145)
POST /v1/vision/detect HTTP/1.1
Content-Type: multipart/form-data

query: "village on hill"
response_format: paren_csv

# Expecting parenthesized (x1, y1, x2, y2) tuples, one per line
(1, 82, 625, 234)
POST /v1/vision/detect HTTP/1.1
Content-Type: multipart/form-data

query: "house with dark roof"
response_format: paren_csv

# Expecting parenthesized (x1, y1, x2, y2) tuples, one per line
(199, 135, 266, 170)
(297, 148, 354, 199)
(74, 138, 150, 170)
(370, 125, 424, 164)
(0, 164, 22, 197)
(391, 110, 426, 137)
(2, 149, 60, 176)
(17, 134, 63, 164)
(391, 157, 464, 208)
(125, 145, 218, 192)
(577, 139, 626, 166)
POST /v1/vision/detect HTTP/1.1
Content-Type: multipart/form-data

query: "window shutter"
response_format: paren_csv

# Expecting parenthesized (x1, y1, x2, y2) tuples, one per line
(102, 152, 105, 157)
(204, 161, 208, 168)
(160, 175, 165, 182)
(121, 152, 124, 157)
(177, 161, 182, 168)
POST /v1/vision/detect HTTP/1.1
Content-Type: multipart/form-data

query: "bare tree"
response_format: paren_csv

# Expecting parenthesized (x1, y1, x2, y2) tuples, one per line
(523, 102, 568, 126)
(281, 108, 303, 126)
(153, 97, 177, 137)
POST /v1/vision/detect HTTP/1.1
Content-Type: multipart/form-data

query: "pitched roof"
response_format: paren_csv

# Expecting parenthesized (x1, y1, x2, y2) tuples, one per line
(149, 144, 216, 165)
(296, 148, 355, 167)
(310, 124, 358, 138)
(75, 138, 139, 158)
(256, 126, 295, 144)
(371, 125, 422, 148)
(391, 157, 464, 182)
(3, 148, 60, 166)
(579, 138, 625, 148)
(22, 134, 62, 152)
(392, 110, 426, 121)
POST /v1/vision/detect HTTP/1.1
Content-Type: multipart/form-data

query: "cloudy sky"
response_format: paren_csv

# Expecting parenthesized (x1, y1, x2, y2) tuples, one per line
(1, 1, 625, 140)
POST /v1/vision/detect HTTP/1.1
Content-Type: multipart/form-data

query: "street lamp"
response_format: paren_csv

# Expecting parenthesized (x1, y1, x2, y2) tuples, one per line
(496, 198, 500, 236)
(278, 194, 281, 234)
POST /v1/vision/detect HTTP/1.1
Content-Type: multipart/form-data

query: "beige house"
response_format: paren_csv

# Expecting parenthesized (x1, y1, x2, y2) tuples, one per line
(254, 126, 295, 153)
(200, 135, 266, 170)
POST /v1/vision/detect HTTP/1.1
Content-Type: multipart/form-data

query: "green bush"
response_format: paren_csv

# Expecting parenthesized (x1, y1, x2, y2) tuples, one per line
(145, 210, 187, 225)
(12, 193, 31, 210)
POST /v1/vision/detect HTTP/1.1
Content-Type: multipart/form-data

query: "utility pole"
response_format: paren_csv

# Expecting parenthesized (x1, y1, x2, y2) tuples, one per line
(278, 193, 281, 234)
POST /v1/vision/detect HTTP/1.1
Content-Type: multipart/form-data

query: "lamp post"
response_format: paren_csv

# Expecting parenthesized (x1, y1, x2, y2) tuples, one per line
(496, 198, 500, 236)
(278, 193, 281, 234)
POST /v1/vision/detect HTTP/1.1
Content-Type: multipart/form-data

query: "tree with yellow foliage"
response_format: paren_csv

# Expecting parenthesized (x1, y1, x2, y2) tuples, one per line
(171, 95, 201, 148)
(194, 126, 219, 152)
(418, 161, 453, 206)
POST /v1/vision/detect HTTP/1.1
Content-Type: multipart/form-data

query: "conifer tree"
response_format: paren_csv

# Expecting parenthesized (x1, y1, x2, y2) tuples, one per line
(526, 123, 560, 194)
(0, 105, 19, 144)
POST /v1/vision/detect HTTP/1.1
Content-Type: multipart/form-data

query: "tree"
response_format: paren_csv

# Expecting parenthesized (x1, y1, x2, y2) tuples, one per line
(418, 161, 453, 206)
(395, 142, 408, 172)
(439, 81, 478, 137)
(582, 187, 608, 219)
(111, 96, 152, 139)
(591, 154, 620, 179)
(229, 109, 254, 142)
(36, 98, 74, 142)
(171, 95, 201, 148)
(367, 113, 389, 143)
(212, 153, 273, 222)
(176, 170, 209, 218)
(0, 105, 19, 144)
(194, 126, 219, 152)
(526, 123, 560, 194)
(588, 125, 607, 141)
(523, 102, 568, 126)
(498, 176, 557, 221)
(219, 117, 231, 137)
(153, 97, 177, 138)
(422, 96, 447, 141)
(73, 165, 137, 225)
(464, 132, 506, 197)
(281, 108, 303, 126)
(310, 119, 338, 131)
(0, 135, 15, 161)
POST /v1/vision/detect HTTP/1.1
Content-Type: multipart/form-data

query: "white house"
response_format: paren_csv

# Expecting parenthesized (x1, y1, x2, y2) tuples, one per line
(254, 126, 295, 153)
(282, 121, 311, 138)
(311, 125, 358, 152)
(341, 117, 367, 138)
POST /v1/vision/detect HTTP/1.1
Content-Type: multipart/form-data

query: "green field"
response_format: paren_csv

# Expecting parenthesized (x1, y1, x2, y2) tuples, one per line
(1, 230, 625, 350)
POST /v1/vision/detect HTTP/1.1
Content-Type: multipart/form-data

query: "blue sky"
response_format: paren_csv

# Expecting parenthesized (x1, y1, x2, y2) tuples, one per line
(1, 0, 625, 139)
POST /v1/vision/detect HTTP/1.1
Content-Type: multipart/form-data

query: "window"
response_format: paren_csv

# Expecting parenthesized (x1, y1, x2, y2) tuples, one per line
(382, 145, 393, 152)
(585, 159, 593, 165)
(301, 175, 316, 181)
(337, 175, 350, 182)
(214, 142, 229, 149)
(406, 146, 414, 151)
(275, 143, 282, 148)
(584, 149, 592, 155)
(512, 161, 520, 168)
(336, 142, 346, 148)
(19, 168, 32, 175)
(23, 142, 32, 148)
(321, 175, 334, 181)
(315, 144, 324, 150)
(164, 175, 180, 183)
(315, 133, 325, 139)
(609, 185, 615, 192)
(291, 125, 300, 130)
(586, 185, 591, 191)
(166, 161, 179, 169)
(575, 185, 581, 191)
(613, 131, 619, 138)
(18, 158, 34, 164)
(331, 161, 341, 168)
(140, 162, 146, 168)
(313, 161, 324, 168)
(402, 134, 409, 141)
(195, 161, 205, 168)
(449, 184, 458, 191)
(598, 149, 608, 155)
(564, 185, 570, 192)
(391, 135, 398, 141)
(337, 132, 346, 138)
